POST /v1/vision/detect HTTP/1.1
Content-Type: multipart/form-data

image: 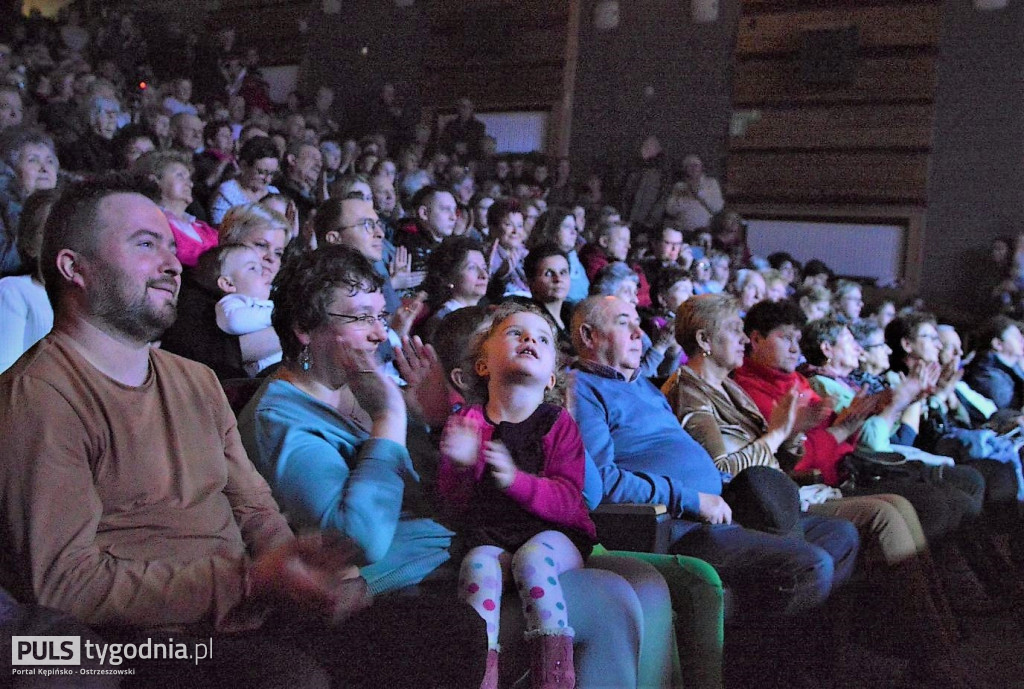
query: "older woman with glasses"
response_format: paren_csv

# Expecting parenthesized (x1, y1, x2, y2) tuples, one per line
(662, 294, 969, 686)
(238, 245, 675, 689)
(209, 136, 280, 225)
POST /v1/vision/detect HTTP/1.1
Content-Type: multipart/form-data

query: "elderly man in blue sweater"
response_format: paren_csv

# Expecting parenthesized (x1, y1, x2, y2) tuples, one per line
(568, 296, 859, 621)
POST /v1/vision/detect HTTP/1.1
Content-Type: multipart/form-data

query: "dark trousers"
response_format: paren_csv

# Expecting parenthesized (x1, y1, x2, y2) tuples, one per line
(111, 582, 487, 689)
(667, 513, 859, 620)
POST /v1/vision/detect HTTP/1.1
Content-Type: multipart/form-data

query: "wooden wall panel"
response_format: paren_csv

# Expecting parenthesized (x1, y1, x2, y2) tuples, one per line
(735, 4, 940, 56)
(728, 0, 940, 274)
(422, 64, 563, 110)
(733, 55, 936, 106)
(731, 104, 934, 151)
(726, 152, 930, 204)
(425, 27, 566, 68)
(420, 0, 569, 111)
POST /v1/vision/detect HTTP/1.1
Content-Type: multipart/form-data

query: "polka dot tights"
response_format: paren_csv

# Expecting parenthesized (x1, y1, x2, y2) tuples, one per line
(458, 531, 583, 649)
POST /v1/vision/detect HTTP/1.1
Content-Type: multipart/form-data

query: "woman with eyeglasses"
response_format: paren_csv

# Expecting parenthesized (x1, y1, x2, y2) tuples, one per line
(236, 244, 490, 687)
(209, 136, 281, 225)
(239, 244, 674, 689)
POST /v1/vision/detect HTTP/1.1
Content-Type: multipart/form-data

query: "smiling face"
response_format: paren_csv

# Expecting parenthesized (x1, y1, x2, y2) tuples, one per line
(497, 211, 525, 250)
(903, 321, 941, 365)
(656, 228, 684, 263)
(78, 193, 182, 343)
(301, 286, 388, 387)
(242, 156, 279, 194)
(749, 324, 802, 374)
(476, 311, 557, 389)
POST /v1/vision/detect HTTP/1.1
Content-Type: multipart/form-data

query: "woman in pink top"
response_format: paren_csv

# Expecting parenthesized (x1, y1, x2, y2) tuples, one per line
(133, 150, 218, 268)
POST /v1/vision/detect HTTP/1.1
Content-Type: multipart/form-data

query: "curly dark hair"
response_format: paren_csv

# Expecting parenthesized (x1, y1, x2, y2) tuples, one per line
(486, 197, 521, 230)
(238, 136, 280, 166)
(743, 299, 806, 338)
(422, 236, 485, 311)
(800, 316, 848, 367)
(651, 264, 692, 310)
(270, 244, 384, 362)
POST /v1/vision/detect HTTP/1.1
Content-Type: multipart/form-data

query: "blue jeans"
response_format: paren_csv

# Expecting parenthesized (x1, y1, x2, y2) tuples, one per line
(668, 513, 859, 620)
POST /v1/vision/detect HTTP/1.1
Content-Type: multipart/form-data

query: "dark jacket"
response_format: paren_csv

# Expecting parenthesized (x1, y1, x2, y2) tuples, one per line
(964, 351, 1024, 412)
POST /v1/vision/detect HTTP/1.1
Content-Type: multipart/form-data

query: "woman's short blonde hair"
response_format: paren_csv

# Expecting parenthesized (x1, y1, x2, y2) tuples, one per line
(219, 203, 289, 244)
(675, 293, 740, 357)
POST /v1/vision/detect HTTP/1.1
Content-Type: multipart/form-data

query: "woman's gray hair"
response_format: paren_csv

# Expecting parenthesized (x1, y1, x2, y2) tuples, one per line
(0, 126, 55, 167)
(589, 261, 639, 297)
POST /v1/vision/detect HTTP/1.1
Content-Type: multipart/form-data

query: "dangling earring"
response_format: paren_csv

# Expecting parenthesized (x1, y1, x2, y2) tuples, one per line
(298, 344, 312, 371)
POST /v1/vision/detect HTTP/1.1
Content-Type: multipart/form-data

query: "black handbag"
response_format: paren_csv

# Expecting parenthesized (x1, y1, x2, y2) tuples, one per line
(839, 448, 917, 491)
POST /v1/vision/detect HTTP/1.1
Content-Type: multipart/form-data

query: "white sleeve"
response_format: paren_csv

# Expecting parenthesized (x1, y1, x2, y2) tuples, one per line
(216, 295, 273, 335)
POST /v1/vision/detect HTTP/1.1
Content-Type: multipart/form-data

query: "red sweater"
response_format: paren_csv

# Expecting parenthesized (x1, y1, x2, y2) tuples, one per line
(732, 360, 855, 486)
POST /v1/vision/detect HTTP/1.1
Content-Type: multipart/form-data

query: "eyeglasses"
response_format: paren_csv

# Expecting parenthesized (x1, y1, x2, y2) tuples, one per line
(254, 167, 277, 178)
(338, 218, 386, 235)
(326, 311, 390, 328)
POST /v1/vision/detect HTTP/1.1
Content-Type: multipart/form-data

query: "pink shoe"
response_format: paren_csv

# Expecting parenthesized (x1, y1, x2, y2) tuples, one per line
(529, 634, 575, 689)
(480, 648, 499, 689)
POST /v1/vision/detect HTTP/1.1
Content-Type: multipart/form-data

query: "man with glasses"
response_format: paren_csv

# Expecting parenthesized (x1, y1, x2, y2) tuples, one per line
(315, 197, 424, 367)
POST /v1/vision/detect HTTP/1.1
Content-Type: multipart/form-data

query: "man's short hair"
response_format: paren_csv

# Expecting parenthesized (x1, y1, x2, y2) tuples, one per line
(594, 219, 625, 243)
(743, 299, 806, 338)
(570, 296, 619, 355)
(40, 175, 142, 307)
(973, 315, 1021, 354)
(313, 197, 346, 245)
(410, 185, 449, 214)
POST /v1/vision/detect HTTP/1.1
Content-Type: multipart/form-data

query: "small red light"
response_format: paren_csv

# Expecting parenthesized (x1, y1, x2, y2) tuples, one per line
(139, 82, 147, 89)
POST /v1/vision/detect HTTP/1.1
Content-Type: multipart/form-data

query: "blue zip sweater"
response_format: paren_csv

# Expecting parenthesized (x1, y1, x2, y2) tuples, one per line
(570, 361, 724, 518)
(238, 379, 453, 595)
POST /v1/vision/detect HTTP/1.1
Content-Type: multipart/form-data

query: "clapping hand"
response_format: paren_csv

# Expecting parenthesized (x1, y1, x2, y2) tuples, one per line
(249, 533, 372, 626)
(483, 440, 517, 490)
(440, 415, 482, 467)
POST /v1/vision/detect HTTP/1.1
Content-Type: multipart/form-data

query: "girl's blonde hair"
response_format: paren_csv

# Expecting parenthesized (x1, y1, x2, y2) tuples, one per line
(462, 301, 567, 406)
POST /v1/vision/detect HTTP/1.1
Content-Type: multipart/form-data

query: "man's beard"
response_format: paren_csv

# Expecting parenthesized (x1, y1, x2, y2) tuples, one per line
(90, 272, 178, 344)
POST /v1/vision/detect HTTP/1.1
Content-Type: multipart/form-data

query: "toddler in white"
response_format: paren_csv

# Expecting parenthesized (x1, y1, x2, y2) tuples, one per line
(214, 244, 282, 376)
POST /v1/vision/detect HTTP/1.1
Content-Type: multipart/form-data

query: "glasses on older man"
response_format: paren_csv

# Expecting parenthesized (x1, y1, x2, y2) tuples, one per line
(338, 218, 386, 235)
(326, 311, 390, 328)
